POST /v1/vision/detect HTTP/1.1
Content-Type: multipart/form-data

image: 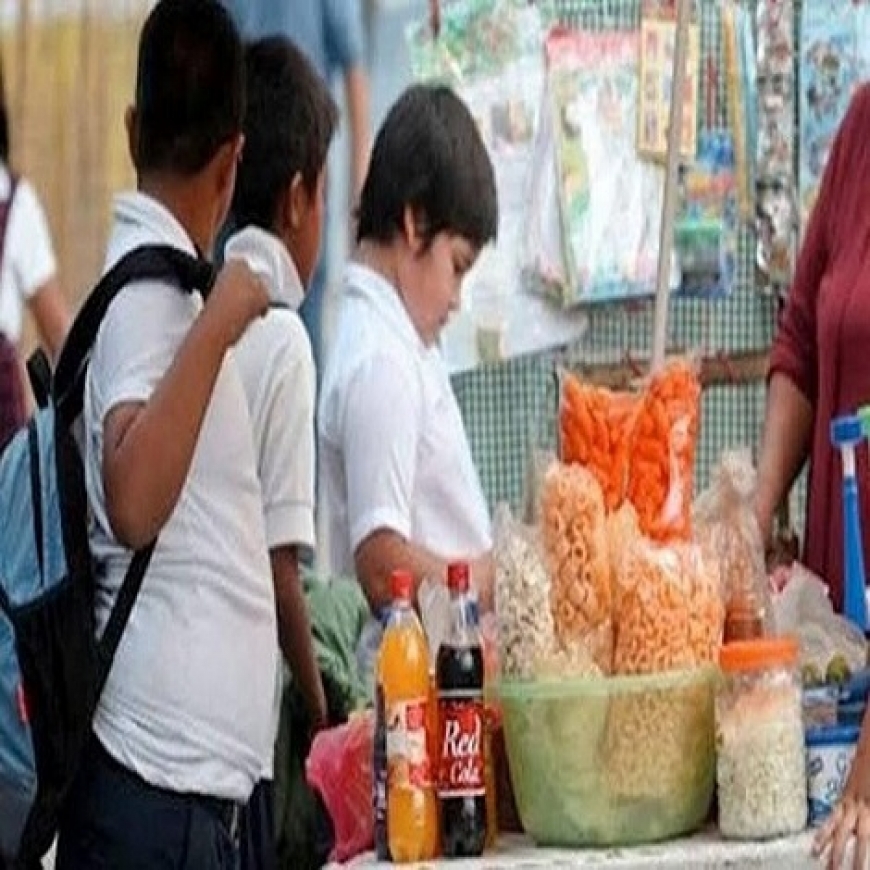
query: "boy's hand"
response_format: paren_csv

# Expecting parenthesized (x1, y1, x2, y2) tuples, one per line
(814, 751, 870, 869)
(207, 259, 269, 347)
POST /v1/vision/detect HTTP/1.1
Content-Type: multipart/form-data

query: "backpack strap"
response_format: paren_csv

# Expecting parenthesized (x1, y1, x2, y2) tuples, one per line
(49, 244, 215, 694)
(52, 244, 216, 427)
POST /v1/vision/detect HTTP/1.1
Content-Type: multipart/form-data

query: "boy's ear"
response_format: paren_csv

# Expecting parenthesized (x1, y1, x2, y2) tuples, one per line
(124, 105, 139, 168)
(285, 171, 306, 232)
(213, 134, 244, 197)
(402, 205, 426, 255)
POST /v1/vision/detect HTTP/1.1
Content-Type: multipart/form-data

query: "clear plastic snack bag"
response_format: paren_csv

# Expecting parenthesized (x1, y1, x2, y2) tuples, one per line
(694, 448, 773, 642)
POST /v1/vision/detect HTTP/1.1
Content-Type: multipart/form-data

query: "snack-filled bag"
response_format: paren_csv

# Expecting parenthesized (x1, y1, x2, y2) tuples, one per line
(559, 371, 640, 511)
(626, 357, 701, 542)
(613, 536, 724, 676)
(305, 711, 375, 863)
(494, 504, 559, 679)
(540, 462, 613, 673)
(694, 448, 772, 641)
(606, 502, 642, 590)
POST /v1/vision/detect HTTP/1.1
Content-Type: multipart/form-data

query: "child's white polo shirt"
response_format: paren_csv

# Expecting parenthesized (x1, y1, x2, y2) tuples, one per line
(84, 192, 277, 803)
(319, 263, 492, 581)
(0, 163, 57, 342)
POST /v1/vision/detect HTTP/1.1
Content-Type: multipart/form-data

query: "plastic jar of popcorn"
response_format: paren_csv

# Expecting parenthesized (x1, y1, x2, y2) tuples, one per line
(716, 637, 808, 840)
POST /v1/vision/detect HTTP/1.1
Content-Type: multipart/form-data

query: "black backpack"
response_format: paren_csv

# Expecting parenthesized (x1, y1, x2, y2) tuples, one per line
(0, 245, 215, 868)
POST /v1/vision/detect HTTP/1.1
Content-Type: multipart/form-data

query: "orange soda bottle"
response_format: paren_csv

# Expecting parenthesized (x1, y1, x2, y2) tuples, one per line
(377, 570, 439, 862)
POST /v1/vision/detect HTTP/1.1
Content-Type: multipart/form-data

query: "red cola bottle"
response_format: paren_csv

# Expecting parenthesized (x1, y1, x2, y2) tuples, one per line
(436, 562, 487, 857)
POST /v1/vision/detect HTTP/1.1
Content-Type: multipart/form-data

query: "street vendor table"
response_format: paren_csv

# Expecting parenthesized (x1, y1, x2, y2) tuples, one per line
(341, 830, 821, 869)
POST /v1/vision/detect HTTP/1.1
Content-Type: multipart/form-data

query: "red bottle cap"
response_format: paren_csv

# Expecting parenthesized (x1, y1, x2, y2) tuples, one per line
(447, 562, 470, 593)
(390, 570, 413, 601)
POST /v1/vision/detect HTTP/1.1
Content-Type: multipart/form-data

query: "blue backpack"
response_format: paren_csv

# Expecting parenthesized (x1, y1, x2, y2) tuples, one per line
(0, 245, 215, 868)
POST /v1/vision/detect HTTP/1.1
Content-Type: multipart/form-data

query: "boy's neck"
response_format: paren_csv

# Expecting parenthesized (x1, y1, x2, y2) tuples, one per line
(138, 173, 218, 257)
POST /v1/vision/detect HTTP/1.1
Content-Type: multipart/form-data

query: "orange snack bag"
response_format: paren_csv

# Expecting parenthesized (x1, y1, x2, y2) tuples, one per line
(559, 372, 639, 511)
(540, 462, 613, 673)
(612, 538, 724, 676)
(626, 358, 701, 542)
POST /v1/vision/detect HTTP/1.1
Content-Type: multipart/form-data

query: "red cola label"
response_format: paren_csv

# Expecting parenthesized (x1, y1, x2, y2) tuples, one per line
(437, 692, 485, 798)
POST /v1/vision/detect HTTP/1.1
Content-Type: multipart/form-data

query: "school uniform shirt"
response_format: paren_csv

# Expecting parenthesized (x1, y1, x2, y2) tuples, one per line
(0, 163, 57, 342)
(84, 192, 277, 803)
(319, 263, 492, 582)
(227, 226, 316, 780)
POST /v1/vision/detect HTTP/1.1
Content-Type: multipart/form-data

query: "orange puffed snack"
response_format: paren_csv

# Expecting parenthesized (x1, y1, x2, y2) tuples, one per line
(540, 462, 613, 673)
(559, 372, 639, 512)
(626, 358, 701, 542)
(612, 539, 723, 676)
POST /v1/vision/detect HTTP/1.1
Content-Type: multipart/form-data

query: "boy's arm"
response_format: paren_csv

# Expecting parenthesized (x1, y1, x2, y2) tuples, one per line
(103, 260, 268, 550)
(355, 530, 494, 614)
(271, 546, 328, 731)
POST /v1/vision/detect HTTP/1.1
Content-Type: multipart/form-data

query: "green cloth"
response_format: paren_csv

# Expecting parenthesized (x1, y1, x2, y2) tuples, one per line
(274, 572, 371, 869)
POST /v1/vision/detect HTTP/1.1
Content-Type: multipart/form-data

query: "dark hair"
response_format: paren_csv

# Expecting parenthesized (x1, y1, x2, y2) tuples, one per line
(134, 0, 245, 175)
(232, 36, 338, 230)
(357, 84, 497, 249)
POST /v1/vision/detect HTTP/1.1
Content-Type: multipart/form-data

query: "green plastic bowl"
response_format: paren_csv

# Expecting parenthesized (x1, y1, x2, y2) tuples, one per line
(497, 667, 717, 847)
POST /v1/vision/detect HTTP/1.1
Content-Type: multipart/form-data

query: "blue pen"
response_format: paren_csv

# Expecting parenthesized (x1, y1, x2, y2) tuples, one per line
(831, 414, 869, 633)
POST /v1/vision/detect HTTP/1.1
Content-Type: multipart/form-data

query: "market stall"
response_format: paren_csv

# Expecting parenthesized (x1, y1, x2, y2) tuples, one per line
(302, 0, 870, 866)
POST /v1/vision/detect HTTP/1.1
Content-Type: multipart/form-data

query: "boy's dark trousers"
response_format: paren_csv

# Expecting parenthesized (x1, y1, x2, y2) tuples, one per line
(55, 739, 242, 870)
(239, 780, 276, 870)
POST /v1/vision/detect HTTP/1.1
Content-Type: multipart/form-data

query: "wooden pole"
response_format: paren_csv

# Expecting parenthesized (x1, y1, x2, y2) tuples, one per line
(650, 0, 693, 373)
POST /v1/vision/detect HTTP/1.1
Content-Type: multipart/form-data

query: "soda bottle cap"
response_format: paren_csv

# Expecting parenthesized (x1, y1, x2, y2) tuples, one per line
(447, 562, 470, 593)
(390, 569, 414, 602)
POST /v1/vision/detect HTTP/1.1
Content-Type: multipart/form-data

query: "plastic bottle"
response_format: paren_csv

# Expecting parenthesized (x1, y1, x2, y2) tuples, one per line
(376, 570, 438, 862)
(436, 563, 487, 857)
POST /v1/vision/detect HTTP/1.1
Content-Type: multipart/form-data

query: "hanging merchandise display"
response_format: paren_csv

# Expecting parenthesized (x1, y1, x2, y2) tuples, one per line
(798, 0, 861, 235)
(756, 0, 797, 293)
(722, 0, 757, 222)
(407, 0, 588, 373)
(545, 28, 676, 306)
(637, 1, 701, 163)
(674, 130, 738, 298)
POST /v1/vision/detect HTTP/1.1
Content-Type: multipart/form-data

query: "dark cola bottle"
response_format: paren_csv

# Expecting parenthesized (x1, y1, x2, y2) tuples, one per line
(436, 562, 487, 857)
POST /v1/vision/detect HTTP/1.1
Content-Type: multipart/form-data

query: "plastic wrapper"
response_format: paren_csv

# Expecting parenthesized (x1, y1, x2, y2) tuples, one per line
(694, 449, 773, 642)
(612, 537, 724, 677)
(544, 28, 672, 304)
(540, 462, 613, 674)
(771, 562, 867, 679)
(558, 371, 639, 512)
(305, 712, 374, 864)
(494, 504, 560, 680)
(626, 357, 702, 543)
(675, 131, 739, 298)
(757, 0, 794, 79)
(756, 179, 797, 290)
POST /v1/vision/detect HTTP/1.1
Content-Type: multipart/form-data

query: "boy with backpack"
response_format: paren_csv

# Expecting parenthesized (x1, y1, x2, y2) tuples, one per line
(52, 2, 277, 867)
(223, 37, 338, 870)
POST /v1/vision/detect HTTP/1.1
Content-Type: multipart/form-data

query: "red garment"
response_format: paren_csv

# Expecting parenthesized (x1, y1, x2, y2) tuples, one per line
(770, 84, 870, 613)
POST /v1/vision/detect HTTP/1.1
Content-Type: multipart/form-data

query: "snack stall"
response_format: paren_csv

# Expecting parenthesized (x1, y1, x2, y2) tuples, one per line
(308, 0, 870, 866)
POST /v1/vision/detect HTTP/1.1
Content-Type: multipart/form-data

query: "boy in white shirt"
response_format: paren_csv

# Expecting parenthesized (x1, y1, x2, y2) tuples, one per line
(319, 85, 499, 615)
(56, 2, 274, 868)
(223, 36, 338, 870)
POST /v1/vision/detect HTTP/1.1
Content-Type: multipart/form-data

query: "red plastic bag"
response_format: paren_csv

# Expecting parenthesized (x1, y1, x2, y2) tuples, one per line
(305, 711, 374, 863)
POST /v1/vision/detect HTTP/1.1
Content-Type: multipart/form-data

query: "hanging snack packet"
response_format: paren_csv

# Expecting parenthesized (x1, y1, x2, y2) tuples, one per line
(559, 371, 640, 512)
(540, 462, 613, 674)
(626, 358, 701, 542)
(694, 449, 773, 642)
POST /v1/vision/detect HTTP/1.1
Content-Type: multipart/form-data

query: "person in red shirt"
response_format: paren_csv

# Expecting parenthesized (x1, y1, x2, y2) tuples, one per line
(756, 83, 870, 870)
(756, 83, 870, 614)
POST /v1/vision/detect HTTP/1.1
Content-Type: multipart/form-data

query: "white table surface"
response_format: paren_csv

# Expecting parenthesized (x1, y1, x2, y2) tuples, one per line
(340, 830, 822, 869)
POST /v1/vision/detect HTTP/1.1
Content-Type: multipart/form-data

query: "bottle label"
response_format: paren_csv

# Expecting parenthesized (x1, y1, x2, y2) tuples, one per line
(438, 691, 485, 798)
(373, 685, 390, 860)
(386, 697, 432, 789)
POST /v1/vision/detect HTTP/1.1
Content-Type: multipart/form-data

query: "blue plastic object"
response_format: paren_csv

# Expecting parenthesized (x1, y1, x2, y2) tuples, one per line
(831, 414, 869, 633)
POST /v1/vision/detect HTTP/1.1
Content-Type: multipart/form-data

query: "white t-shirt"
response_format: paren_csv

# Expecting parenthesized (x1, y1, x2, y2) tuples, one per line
(228, 227, 317, 780)
(0, 164, 57, 342)
(85, 192, 277, 802)
(319, 263, 492, 582)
